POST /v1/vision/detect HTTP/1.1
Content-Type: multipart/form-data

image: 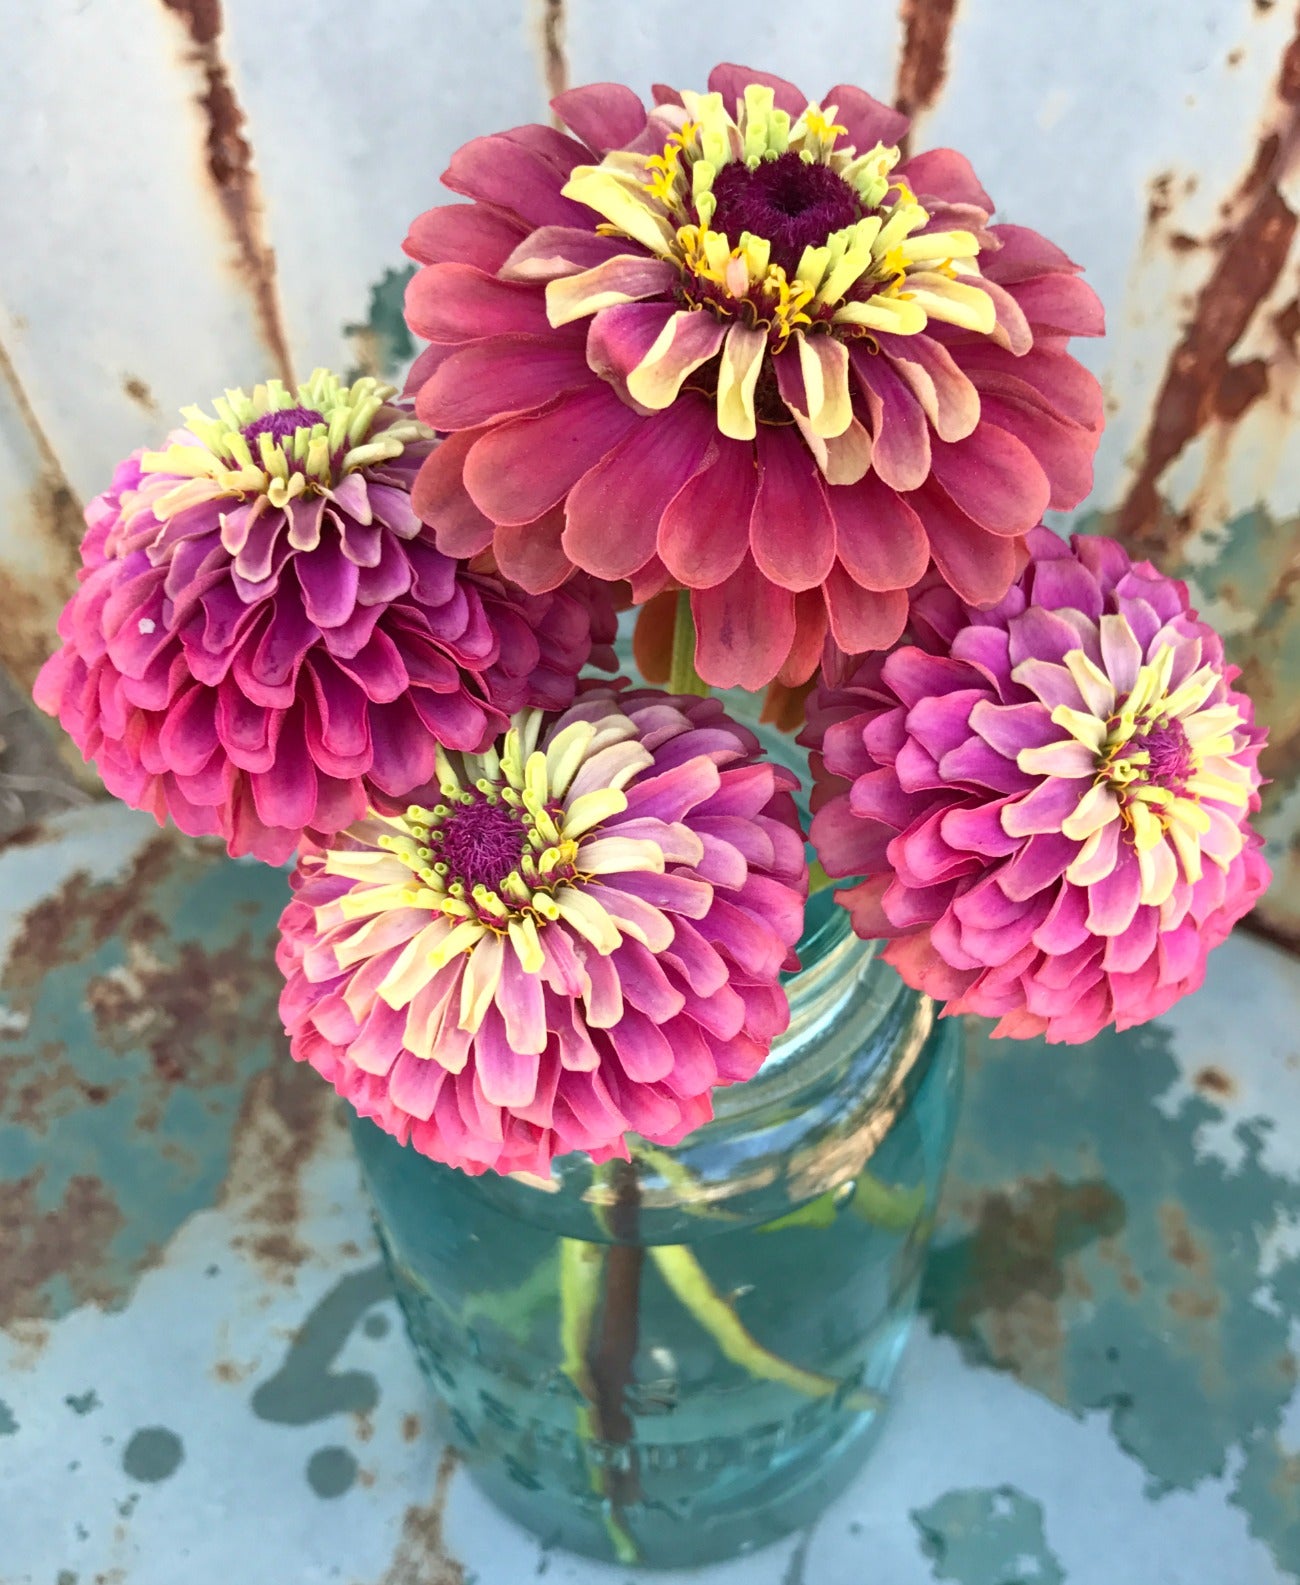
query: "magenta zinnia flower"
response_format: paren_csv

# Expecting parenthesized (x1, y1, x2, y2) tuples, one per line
(405, 64, 1103, 691)
(277, 691, 808, 1176)
(34, 371, 607, 863)
(805, 529, 1269, 1042)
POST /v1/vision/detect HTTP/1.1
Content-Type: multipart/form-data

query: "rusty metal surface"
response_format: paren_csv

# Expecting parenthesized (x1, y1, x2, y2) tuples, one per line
(0, 809, 1298, 1583)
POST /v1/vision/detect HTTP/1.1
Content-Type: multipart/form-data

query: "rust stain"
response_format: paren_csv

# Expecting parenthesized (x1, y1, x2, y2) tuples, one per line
(121, 375, 159, 415)
(158, 0, 294, 385)
(894, 0, 962, 149)
(220, 1059, 333, 1279)
(1117, 11, 1300, 553)
(0, 335, 88, 693)
(2, 837, 176, 995)
(924, 1175, 1125, 1401)
(1158, 1201, 1212, 1276)
(1147, 171, 1176, 228)
(1194, 1064, 1238, 1099)
(401, 1413, 422, 1444)
(0, 1170, 126, 1328)
(538, 0, 568, 122)
(83, 925, 277, 1127)
(377, 1446, 465, 1585)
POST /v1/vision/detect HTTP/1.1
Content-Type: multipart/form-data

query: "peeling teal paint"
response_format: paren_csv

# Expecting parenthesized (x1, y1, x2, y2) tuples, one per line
(0, 834, 290, 1324)
(912, 1486, 1065, 1585)
(64, 1390, 99, 1415)
(250, 1265, 391, 1426)
(122, 1426, 184, 1483)
(923, 1017, 1300, 1572)
(306, 1444, 359, 1499)
(344, 265, 417, 384)
(0, 1397, 17, 1435)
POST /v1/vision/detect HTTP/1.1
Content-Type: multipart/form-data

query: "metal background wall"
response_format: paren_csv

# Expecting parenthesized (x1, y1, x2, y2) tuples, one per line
(4, 0, 1300, 934)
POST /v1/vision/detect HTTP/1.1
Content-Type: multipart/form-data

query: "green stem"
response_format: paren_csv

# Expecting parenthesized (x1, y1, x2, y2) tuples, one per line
(668, 589, 710, 696)
(649, 1245, 884, 1414)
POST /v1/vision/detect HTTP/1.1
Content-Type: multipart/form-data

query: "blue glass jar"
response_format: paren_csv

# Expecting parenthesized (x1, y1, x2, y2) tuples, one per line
(350, 885, 963, 1567)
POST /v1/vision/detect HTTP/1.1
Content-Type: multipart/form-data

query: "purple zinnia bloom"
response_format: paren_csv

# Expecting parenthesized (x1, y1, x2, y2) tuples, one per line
(276, 690, 808, 1176)
(34, 371, 609, 863)
(804, 529, 1270, 1042)
(403, 63, 1103, 691)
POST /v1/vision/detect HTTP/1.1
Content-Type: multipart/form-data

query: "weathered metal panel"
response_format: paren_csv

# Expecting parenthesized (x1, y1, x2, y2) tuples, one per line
(5, 0, 1300, 933)
(3, 810, 1299, 1581)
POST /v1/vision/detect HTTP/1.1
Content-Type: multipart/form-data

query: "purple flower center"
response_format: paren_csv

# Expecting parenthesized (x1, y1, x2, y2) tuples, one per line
(1140, 718, 1194, 790)
(709, 151, 863, 273)
(241, 406, 327, 446)
(434, 797, 526, 891)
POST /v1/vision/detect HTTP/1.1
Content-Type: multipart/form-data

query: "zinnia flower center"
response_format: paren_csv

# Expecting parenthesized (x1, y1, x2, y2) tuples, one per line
(1133, 717, 1194, 792)
(434, 796, 530, 892)
(139, 370, 429, 515)
(240, 405, 327, 446)
(709, 150, 862, 273)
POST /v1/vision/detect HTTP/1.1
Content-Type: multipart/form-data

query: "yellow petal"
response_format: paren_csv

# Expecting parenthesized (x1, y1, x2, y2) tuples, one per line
(833, 295, 927, 335)
(1063, 649, 1117, 720)
(1060, 781, 1120, 841)
(1137, 835, 1179, 907)
(1050, 704, 1107, 752)
(904, 274, 997, 335)
(561, 166, 677, 255)
(507, 914, 546, 976)
(553, 887, 623, 955)
(716, 322, 768, 441)
(577, 835, 666, 875)
(544, 720, 598, 799)
(457, 929, 504, 1033)
(798, 333, 853, 439)
(562, 786, 629, 840)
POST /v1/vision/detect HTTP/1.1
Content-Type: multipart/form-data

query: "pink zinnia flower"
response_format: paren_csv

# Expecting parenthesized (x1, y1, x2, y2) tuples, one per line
(277, 691, 808, 1176)
(34, 371, 608, 863)
(804, 529, 1270, 1043)
(405, 64, 1103, 691)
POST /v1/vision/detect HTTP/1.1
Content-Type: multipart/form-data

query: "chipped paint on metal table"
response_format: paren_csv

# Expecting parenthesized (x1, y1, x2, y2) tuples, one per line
(1, 804, 1298, 1584)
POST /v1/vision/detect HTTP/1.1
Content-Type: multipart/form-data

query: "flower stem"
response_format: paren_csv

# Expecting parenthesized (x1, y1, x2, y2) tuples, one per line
(649, 1244, 884, 1414)
(668, 589, 710, 696)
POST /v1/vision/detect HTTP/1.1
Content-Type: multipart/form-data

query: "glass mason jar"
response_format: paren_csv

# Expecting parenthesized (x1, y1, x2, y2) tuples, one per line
(348, 685, 964, 1568)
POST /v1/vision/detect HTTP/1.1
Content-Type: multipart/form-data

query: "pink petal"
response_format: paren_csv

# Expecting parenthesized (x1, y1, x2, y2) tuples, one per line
(464, 387, 640, 527)
(913, 482, 1022, 606)
(552, 82, 649, 154)
(565, 399, 714, 580)
(417, 336, 593, 429)
(658, 434, 758, 588)
(750, 425, 835, 590)
(929, 426, 1051, 536)
(707, 62, 807, 116)
(411, 431, 496, 558)
(441, 130, 590, 230)
(405, 264, 552, 344)
(403, 203, 527, 270)
(585, 300, 677, 386)
(1086, 845, 1142, 936)
(494, 508, 573, 594)
(824, 82, 909, 151)
(824, 565, 908, 653)
(1013, 274, 1106, 338)
(692, 559, 796, 691)
(899, 148, 994, 210)
(850, 347, 931, 491)
(977, 393, 1096, 512)
(878, 332, 981, 442)
(829, 471, 930, 591)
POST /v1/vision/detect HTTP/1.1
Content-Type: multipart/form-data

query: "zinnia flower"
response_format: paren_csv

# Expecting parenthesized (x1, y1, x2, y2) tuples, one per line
(34, 370, 607, 863)
(804, 529, 1269, 1042)
(405, 63, 1103, 691)
(277, 690, 808, 1176)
